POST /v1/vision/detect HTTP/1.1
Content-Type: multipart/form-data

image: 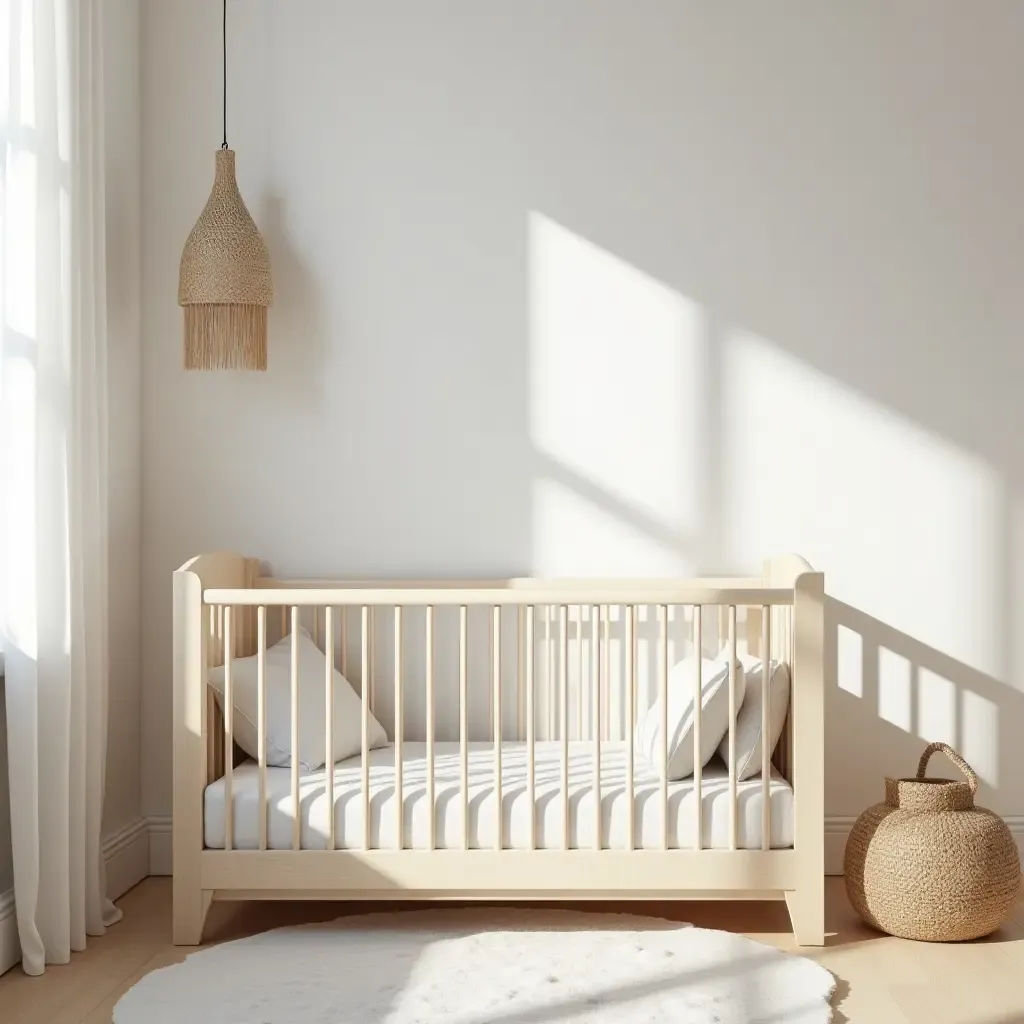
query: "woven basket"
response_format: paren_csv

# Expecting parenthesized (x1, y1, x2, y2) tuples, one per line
(844, 742, 1020, 941)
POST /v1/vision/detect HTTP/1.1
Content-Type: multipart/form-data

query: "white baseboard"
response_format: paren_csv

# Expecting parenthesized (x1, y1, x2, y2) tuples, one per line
(0, 889, 17, 978)
(825, 814, 1024, 875)
(148, 815, 172, 876)
(103, 817, 152, 901)
(824, 816, 858, 875)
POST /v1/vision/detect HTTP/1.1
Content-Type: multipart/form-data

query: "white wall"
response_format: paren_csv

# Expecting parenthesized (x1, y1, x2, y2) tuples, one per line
(141, 1, 1024, 836)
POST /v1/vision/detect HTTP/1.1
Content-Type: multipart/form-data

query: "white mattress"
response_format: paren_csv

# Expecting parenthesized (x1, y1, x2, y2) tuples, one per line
(205, 742, 794, 851)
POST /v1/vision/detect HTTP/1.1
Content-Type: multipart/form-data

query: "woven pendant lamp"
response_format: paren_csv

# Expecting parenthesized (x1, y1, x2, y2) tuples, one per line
(178, 0, 272, 370)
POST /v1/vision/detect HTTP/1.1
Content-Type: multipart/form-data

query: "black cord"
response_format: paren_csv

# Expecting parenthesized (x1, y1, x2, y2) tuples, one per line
(221, 0, 228, 148)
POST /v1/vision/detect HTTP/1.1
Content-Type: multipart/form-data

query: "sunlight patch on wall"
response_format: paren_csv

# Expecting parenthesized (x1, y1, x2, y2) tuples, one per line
(960, 689, 998, 784)
(916, 668, 956, 747)
(528, 213, 703, 576)
(836, 625, 863, 697)
(878, 647, 912, 733)
(723, 331, 1002, 680)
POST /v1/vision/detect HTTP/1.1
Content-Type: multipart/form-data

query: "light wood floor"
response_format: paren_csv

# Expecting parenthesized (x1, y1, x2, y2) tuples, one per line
(1, 877, 1023, 1022)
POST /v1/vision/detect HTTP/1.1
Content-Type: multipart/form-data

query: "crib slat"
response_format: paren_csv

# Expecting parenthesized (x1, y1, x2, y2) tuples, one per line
(526, 605, 536, 851)
(361, 606, 371, 850)
(626, 605, 635, 852)
(460, 605, 469, 850)
(325, 606, 335, 852)
(548, 604, 556, 741)
(291, 606, 301, 851)
(340, 606, 348, 678)
(204, 607, 216, 780)
(280, 604, 286, 639)
(560, 604, 569, 850)
(762, 604, 772, 851)
(728, 604, 738, 851)
(257, 605, 267, 851)
(693, 606, 703, 852)
(592, 604, 601, 850)
(369, 607, 376, 716)
(313, 605, 320, 647)
(577, 606, 584, 741)
(394, 606, 404, 851)
(602, 605, 610, 741)
(224, 607, 233, 852)
(659, 604, 669, 850)
(493, 605, 502, 851)
(426, 605, 435, 852)
(517, 606, 525, 741)
(784, 606, 794, 778)
(488, 612, 494, 742)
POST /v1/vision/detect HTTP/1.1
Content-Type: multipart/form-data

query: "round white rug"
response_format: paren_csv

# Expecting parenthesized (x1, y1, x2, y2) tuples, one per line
(115, 909, 835, 1023)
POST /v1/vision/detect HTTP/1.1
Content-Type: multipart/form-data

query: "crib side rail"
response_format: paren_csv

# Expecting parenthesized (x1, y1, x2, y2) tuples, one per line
(197, 569, 825, 860)
(205, 583, 791, 607)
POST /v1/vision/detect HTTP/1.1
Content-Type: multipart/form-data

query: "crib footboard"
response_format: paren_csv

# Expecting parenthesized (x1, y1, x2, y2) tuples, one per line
(173, 555, 824, 945)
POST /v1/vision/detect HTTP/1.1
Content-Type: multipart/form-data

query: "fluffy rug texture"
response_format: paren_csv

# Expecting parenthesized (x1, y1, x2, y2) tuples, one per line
(115, 909, 835, 1023)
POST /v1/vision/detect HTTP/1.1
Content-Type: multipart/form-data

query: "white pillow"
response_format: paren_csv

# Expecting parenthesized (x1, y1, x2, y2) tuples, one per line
(635, 653, 746, 781)
(717, 654, 790, 780)
(208, 628, 388, 770)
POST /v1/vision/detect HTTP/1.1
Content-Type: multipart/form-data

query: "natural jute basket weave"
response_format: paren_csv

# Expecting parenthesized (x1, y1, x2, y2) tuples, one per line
(844, 742, 1020, 941)
(178, 149, 272, 371)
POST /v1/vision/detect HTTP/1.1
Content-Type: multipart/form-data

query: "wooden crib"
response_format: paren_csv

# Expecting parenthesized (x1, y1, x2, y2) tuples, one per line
(172, 553, 825, 945)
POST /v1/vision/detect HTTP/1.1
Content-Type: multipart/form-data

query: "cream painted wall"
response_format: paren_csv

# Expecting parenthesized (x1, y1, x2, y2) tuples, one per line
(103, 0, 143, 839)
(141, 1, 1024, 831)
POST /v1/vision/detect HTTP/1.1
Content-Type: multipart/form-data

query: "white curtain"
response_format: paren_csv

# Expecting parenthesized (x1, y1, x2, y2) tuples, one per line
(0, 0, 121, 976)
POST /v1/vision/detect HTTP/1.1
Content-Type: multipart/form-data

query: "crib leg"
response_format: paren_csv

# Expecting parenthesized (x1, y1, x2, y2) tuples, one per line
(784, 883, 825, 946)
(173, 886, 213, 946)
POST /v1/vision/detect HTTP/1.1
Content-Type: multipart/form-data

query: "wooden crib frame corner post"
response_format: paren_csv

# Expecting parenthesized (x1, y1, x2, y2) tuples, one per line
(785, 567, 825, 945)
(172, 565, 212, 945)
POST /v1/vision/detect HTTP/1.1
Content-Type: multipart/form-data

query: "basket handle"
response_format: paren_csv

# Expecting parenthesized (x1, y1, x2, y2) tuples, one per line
(916, 742, 979, 794)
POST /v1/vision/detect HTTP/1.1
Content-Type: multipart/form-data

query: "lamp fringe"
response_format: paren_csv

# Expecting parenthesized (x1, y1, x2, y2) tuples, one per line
(184, 304, 267, 371)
